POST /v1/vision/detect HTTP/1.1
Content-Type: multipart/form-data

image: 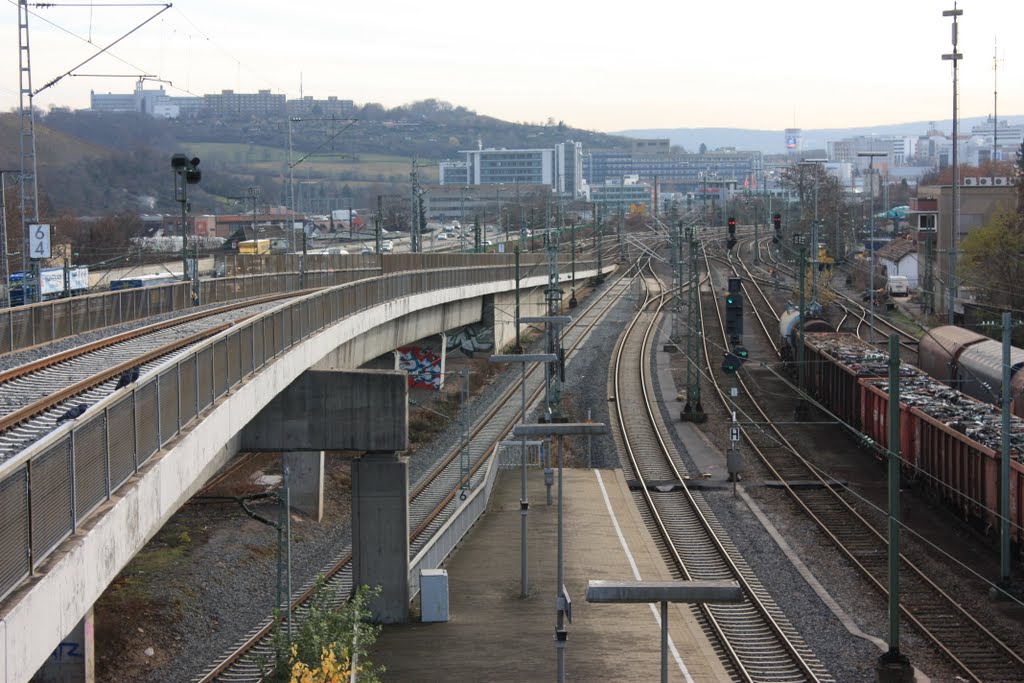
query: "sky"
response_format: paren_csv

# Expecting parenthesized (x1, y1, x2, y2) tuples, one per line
(1, 0, 1022, 134)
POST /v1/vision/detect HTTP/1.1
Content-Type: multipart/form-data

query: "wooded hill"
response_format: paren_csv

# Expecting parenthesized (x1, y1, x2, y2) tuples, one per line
(0, 101, 631, 216)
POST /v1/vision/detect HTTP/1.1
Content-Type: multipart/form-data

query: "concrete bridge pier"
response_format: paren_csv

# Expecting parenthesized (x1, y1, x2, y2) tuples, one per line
(32, 609, 94, 683)
(282, 451, 325, 522)
(241, 369, 410, 621)
(351, 451, 410, 623)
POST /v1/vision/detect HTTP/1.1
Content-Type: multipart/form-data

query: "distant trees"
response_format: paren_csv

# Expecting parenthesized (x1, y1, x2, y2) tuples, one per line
(959, 208, 1024, 312)
(55, 210, 139, 267)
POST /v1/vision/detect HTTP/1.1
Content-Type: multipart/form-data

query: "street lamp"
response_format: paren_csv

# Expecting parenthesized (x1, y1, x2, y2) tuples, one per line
(171, 153, 201, 305)
(942, 4, 963, 324)
(858, 151, 886, 344)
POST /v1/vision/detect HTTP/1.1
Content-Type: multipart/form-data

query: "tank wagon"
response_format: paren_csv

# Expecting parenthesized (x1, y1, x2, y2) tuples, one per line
(802, 331, 1024, 548)
(778, 306, 833, 362)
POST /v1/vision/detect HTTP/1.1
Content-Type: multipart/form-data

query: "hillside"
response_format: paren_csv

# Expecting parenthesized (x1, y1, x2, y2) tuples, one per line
(1, 102, 632, 216)
(0, 113, 113, 170)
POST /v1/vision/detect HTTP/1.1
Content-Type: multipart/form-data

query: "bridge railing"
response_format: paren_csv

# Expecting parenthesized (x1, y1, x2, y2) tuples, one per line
(0, 253, 553, 356)
(0, 258, 600, 602)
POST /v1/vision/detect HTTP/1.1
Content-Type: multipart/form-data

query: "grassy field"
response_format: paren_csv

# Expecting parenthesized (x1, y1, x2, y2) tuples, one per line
(186, 142, 438, 184)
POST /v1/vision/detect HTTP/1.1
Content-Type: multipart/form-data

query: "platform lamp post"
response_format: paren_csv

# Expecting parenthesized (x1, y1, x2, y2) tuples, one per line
(513, 421, 607, 683)
(171, 154, 201, 305)
(489, 352, 558, 599)
(858, 152, 886, 344)
(587, 581, 743, 683)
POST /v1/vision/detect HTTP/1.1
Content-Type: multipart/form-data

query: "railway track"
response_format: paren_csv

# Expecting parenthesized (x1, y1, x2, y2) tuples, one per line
(704, 235, 1024, 682)
(0, 293, 305, 463)
(195, 264, 636, 682)
(747, 233, 920, 352)
(609, 257, 830, 682)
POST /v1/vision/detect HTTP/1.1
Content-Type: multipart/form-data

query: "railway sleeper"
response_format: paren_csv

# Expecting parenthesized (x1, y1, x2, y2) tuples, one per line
(626, 478, 730, 492)
(760, 479, 848, 490)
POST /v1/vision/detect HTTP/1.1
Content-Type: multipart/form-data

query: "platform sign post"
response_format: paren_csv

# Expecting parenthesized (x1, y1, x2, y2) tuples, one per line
(27, 224, 50, 304)
(29, 223, 50, 259)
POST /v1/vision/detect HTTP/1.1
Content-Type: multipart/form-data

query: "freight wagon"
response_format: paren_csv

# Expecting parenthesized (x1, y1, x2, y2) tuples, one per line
(110, 272, 183, 290)
(918, 325, 1024, 419)
(8, 266, 90, 306)
(802, 332, 1024, 549)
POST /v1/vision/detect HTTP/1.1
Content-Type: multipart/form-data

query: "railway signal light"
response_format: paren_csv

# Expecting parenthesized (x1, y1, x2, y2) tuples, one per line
(721, 352, 741, 374)
(725, 292, 744, 341)
(772, 213, 781, 232)
(727, 217, 736, 234)
(734, 345, 749, 361)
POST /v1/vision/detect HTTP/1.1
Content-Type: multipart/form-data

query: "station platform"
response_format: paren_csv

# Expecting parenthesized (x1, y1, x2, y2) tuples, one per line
(372, 466, 731, 682)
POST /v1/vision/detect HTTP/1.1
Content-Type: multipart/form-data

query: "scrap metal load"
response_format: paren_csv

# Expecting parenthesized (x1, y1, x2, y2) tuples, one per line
(803, 331, 1024, 546)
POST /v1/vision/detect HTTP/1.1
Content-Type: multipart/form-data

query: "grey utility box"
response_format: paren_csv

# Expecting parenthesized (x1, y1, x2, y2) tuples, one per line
(420, 569, 450, 622)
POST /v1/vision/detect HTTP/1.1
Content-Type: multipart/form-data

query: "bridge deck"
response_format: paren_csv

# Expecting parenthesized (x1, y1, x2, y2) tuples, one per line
(372, 467, 730, 682)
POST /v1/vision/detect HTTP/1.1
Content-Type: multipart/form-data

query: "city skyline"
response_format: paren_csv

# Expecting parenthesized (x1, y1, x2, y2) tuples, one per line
(1, 1, 1022, 134)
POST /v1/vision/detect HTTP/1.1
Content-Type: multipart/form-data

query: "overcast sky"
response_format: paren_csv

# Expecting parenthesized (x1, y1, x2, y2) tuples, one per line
(1, 1, 1020, 133)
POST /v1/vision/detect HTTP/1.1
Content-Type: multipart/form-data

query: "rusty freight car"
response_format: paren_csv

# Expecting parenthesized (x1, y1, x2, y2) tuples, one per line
(803, 332, 1024, 548)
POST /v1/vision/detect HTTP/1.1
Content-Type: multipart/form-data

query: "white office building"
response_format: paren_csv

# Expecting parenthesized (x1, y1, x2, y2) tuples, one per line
(441, 142, 584, 198)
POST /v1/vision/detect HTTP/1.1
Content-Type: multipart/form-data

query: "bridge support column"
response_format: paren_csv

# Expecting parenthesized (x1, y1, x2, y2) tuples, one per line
(33, 608, 94, 683)
(283, 451, 325, 521)
(351, 451, 410, 623)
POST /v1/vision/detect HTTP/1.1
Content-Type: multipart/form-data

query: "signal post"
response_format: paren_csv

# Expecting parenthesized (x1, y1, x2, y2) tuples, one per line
(721, 277, 748, 484)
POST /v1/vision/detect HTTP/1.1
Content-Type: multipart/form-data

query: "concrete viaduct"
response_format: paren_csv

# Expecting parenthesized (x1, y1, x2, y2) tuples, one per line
(1, 258, 612, 683)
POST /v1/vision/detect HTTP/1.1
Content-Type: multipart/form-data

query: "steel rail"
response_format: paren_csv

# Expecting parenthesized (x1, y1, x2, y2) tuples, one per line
(611, 258, 826, 682)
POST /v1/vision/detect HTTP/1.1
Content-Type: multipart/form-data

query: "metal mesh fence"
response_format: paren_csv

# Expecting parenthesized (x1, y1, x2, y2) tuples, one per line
(73, 417, 108, 520)
(29, 439, 73, 567)
(108, 397, 137, 489)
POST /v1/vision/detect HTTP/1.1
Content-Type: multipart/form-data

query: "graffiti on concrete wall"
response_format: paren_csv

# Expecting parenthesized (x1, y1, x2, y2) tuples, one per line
(446, 324, 493, 357)
(397, 346, 443, 390)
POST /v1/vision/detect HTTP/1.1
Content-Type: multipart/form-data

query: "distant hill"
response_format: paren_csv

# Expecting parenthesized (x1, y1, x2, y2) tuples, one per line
(615, 115, 1024, 154)
(0, 103, 631, 215)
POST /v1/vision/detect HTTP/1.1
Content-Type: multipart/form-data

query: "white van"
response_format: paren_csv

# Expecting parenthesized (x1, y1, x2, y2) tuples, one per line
(887, 275, 909, 296)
